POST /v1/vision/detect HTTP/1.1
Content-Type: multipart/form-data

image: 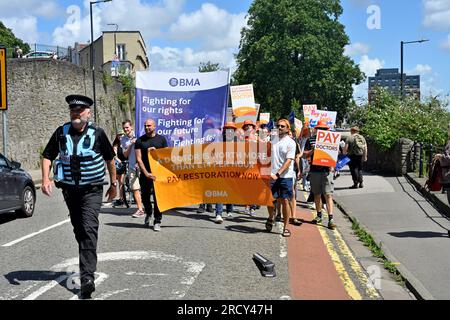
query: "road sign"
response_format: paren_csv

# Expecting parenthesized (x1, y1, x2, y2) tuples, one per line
(0, 46, 7, 110)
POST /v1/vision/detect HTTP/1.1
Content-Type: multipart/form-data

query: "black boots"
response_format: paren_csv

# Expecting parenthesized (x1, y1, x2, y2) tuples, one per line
(80, 279, 95, 299)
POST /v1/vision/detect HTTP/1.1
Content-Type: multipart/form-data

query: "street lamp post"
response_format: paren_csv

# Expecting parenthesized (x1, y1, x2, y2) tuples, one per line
(90, 0, 112, 123)
(400, 39, 429, 100)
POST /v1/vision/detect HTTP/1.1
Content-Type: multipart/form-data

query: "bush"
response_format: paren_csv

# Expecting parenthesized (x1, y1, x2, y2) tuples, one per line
(347, 89, 450, 150)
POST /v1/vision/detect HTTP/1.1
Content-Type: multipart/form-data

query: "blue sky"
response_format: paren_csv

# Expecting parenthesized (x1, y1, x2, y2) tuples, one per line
(1, 0, 449, 103)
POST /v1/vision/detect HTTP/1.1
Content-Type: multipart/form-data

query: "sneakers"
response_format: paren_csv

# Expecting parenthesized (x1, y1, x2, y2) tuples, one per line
(359, 182, 364, 188)
(226, 211, 233, 218)
(243, 207, 250, 215)
(328, 219, 336, 230)
(349, 184, 358, 189)
(214, 215, 224, 224)
(197, 207, 205, 213)
(249, 209, 256, 217)
(312, 214, 323, 224)
(132, 209, 145, 218)
(153, 223, 161, 232)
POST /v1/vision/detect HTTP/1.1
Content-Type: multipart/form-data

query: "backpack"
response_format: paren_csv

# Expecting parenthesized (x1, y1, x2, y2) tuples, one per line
(352, 134, 366, 156)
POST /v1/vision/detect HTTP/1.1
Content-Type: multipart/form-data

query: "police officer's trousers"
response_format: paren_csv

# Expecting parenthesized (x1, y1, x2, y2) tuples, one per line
(62, 185, 103, 283)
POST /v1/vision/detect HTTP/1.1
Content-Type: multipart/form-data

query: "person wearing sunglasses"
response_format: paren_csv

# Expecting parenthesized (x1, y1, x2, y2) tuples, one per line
(265, 119, 297, 237)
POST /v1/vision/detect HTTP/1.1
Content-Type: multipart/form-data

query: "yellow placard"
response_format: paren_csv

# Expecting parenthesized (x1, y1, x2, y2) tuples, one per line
(0, 47, 7, 110)
(147, 142, 274, 212)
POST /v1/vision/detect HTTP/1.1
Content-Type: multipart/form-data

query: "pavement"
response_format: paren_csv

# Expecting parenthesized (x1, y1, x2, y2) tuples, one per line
(333, 169, 450, 300)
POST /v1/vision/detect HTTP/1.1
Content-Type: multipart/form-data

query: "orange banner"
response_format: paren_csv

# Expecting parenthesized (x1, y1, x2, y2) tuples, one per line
(147, 142, 274, 212)
(312, 130, 342, 167)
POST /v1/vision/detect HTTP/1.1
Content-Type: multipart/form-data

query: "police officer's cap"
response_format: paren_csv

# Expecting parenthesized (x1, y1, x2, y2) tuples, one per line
(65, 94, 93, 108)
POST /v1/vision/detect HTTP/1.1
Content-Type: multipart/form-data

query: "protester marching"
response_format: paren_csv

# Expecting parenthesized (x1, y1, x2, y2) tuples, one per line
(41, 69, 351, 299)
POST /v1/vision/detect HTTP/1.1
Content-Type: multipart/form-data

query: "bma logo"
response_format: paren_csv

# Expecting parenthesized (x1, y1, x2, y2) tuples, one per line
(205, 190, 228, 197)
(169, 78, 200, 87)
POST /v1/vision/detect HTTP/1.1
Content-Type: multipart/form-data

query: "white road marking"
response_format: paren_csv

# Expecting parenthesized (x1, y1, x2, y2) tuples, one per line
(2, 219, 70, 247)
(23, 274, 68, 300)
(22, 251, 205, 300)
(70, 273, 109, 300)
(125, 272, 167, 276)
(94, 288, 130, 300)
(278, 223, 288, 258)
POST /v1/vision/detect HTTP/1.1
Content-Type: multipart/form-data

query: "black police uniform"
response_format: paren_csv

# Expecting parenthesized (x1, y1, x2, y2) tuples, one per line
(42, 94, 115, 298)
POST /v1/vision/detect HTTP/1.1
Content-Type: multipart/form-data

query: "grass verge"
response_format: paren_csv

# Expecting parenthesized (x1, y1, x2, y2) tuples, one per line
(351, 218, 404, 284)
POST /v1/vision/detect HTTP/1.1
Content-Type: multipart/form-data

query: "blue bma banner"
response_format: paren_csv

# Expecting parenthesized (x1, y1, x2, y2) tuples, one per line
(135, 71, 229, 147)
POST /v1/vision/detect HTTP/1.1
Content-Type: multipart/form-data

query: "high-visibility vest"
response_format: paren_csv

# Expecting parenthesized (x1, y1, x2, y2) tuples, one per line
(54, 122, 105, 186)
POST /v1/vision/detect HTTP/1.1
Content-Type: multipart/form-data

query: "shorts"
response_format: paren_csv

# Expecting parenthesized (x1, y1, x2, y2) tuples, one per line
(271, 177, 293, 200)
(129, 170, 141, 191)
(115, 160, 125, 175)
(309, 171, 334, 195)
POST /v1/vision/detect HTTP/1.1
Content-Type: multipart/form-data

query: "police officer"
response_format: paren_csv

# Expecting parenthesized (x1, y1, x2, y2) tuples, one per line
(41, 94, 117, 299)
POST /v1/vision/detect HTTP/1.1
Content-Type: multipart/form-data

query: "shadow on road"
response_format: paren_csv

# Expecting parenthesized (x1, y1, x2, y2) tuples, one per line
(4, 270, 78, 294)
(388, 231, 449, 238)
(0, 212, 18, 225)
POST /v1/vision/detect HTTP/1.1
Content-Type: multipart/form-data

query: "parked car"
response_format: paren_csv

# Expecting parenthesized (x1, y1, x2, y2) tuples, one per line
(23, 51, 57, 59)
(0, 153, 36, 217)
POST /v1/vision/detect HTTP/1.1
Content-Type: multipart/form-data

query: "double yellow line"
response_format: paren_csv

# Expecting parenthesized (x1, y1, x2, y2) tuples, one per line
(303, 194, 379, 300)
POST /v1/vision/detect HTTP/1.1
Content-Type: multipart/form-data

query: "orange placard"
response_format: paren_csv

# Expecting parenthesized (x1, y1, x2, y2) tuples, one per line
(147, 142, 274, 212)
(312, 130, 341, 168)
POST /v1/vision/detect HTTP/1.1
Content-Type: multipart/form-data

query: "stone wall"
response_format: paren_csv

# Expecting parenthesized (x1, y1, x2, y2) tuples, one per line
(0, 58, 129, 170)
(365, 138, 414, 175)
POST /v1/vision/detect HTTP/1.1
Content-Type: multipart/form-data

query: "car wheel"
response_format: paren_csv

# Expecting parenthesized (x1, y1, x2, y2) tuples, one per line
(16, 186, 35, 218)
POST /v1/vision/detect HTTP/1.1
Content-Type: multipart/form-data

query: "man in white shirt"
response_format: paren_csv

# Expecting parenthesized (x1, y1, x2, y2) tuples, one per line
(120, 120, 145, 218)
(265, 119, 297, 237)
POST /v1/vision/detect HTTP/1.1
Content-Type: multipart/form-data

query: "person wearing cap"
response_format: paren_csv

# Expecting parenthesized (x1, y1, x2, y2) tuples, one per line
(343, 125, 367, 189)
(303, 120, 336, 229)
(213, 121, 238, 222)
(41, 94, 117, 299)
(265, 119, 297, 237)
(241, 119, 258, 216)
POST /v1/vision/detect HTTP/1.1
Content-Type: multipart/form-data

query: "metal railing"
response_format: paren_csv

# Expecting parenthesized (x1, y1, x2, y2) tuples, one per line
(6, 44, 70, 61)
(410, 142, 444, 178)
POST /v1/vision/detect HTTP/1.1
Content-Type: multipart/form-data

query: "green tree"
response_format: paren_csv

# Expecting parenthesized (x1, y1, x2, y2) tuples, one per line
(347, 88, 450, 150)
(0, 21, 30, 56)
(233, 0, 364, 119)
(199, 61, 220, 72)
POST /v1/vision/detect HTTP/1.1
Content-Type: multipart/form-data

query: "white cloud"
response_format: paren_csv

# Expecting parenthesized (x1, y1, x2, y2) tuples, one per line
(358, 55, 385, 77)
(0, 1, 62, 18)
(423, 0, 450, 30)
(352, 55, 385, 104)
(344, 42, 370, 57)
(168, 3, 247, 50)
(412, 64, 433, 74)
(149, 46, 236, 72)
(441, 34, 450, 50)
(52, 0, 185, 46)
(0, 16, 39, 44)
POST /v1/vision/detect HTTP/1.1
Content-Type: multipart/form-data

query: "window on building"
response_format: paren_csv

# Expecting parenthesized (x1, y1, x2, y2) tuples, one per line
(117, 44, 126, 61)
